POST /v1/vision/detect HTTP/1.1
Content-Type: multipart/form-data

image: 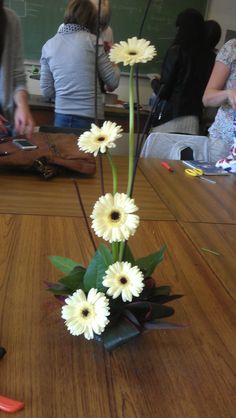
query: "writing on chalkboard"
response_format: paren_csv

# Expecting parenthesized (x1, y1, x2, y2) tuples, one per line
(5, 0, 42, 18)
(5, 0, 207, 73)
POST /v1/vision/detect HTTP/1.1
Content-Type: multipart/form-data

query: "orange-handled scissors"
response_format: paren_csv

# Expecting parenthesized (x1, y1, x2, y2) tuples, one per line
(185, 168, 204, 177)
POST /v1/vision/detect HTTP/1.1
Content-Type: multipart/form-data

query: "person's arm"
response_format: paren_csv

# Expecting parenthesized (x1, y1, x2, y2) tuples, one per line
(11, 13, 35, 138)
(11, 13, 27, 93)
(98, 46, 120, 92)
(40, 49, 56, 100)
(202, 61, 236, 109)
(14, 90, 35, 138)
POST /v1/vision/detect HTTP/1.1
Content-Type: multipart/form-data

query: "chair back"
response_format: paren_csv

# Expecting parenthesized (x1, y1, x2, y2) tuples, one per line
(140, 132, 209, 160)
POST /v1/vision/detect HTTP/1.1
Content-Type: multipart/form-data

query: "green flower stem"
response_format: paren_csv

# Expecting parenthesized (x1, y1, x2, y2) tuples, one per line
(119, 241, 125, 261)
(127, 65, 135, 197)
(120, 66, 135, 261)
(106, 151, 119, 260)
(119, 66, 135, 261)
(112, 242, 119, 262)
(107, 151, 118, 195)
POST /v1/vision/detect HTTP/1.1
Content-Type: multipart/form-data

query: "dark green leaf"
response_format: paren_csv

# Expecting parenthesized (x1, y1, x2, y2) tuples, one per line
(47, 288, 71, 296)
(140, 285, 174, 301)
(83, 244, 114, 292)
(97, 244, 113, 268)
(123, 244, 135, 264)
(102, 315, 141, 351)
(58, 269, 85, 291)
(152, 285, 171, 296)
(95, 256, 110, 292)
(127, 301, 174, 322)
(148, 294, 183, 304)
(135, 245, 166, 278)
(48, 256, 84, 274)
(46, 282, 71, 296)
(83, 251, 100, 292)
(143, 321, 188, 330)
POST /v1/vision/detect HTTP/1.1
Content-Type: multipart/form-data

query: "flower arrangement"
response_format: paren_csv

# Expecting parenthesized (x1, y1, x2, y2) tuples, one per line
(47, 37, 183, 351)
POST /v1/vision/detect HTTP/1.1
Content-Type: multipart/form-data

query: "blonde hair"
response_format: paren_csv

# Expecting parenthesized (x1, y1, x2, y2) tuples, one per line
(64, 0, 98, 33)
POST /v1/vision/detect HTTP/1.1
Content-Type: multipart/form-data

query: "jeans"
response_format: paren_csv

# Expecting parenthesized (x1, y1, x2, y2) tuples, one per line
(54, 113, 94, 130)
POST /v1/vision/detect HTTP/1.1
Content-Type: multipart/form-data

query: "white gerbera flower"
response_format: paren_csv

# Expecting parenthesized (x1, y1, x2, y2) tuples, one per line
(78, 121, 123, 156)
(109, 37, 156, 66)
(91, 193, 139, 243)
(61, 288, 110, 340)
(103, 261, 144, 302)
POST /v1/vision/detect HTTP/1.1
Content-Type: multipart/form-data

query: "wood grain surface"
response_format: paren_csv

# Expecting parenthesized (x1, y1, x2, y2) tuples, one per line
(0, 216, 235, 418)
(139, 159, 236, 223)
(0, 157, 174, 221)
(180, 222, 236, 302)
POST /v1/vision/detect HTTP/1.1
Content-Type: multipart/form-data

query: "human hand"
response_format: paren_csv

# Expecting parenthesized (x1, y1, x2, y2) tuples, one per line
(14, 105, 35, 139)
(104, 41, 112, 53)
(0, 114, 9, 133)
(227, 90, 236, 110)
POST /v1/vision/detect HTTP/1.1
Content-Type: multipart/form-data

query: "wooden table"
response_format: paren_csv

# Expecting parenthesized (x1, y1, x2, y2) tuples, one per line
(139, 159, 236, 223)
(0, 157, 174, 221)
(0, 156, 235, 418)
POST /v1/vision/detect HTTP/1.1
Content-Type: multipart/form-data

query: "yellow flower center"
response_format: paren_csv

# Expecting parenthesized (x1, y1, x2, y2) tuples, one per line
(120, 276, 128, 285)
(110, 210, 121, 222)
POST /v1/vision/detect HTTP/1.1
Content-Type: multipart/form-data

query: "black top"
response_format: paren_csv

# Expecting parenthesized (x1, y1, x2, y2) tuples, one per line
(151, 45, 215, 127)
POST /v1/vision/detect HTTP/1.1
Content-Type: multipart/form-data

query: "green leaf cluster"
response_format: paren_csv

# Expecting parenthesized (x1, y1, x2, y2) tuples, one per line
(47, 245, 114, 296)
(47, 245, 183, 351)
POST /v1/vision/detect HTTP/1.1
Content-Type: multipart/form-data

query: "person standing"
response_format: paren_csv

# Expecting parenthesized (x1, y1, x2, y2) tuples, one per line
(150, 8, 215, 135)
(0, 2, 34, 138)
(40, 0, 120, 129)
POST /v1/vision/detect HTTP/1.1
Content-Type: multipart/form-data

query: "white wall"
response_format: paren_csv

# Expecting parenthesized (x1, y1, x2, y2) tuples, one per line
(206, 0, 236, 48)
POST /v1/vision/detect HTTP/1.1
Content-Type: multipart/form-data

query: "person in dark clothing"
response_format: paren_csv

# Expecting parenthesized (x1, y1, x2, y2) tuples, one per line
(151, 8, 217, 134)
(204, 19, 222, 54)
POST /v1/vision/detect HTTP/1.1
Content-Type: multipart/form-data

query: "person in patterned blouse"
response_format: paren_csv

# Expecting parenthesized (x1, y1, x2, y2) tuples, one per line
(203, 39, 236, 162)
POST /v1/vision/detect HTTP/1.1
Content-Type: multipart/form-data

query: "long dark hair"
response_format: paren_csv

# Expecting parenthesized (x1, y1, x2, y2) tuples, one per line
(204, 20, 222, 50)
(0, 0, 7, 63)
(174, 8, 205, 50)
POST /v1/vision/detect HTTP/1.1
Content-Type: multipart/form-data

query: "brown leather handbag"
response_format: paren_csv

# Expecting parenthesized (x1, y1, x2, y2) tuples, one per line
(0, 132, 96, 179)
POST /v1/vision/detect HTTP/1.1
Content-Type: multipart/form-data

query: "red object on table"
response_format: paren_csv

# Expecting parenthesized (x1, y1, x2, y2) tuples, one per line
(0, 395, 24, 413)
(161, 161, 174, 172)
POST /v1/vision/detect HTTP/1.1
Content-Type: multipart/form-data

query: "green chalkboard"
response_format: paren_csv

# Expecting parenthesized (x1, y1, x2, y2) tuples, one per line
(5, 0, 207, 72)
(111, 0, 208, 73)
(4, 0, 67, 61)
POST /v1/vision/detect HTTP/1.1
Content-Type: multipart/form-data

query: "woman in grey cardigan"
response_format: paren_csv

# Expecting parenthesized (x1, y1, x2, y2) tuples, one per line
(0, 3, 34, 137)
(40, 0, 120, 129)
